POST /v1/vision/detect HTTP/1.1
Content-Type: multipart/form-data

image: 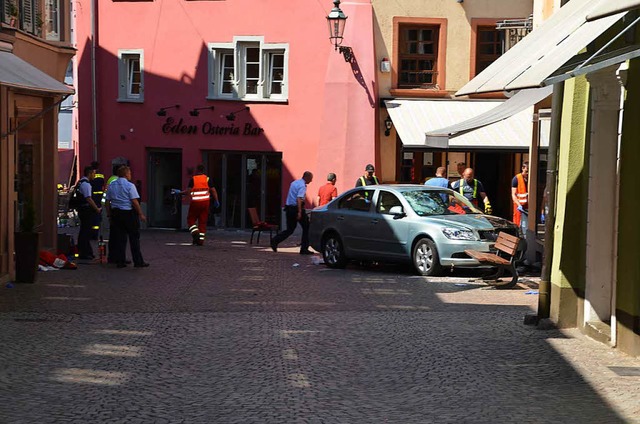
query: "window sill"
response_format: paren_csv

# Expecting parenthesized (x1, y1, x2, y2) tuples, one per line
(389, 89, 451, 98)
(206, 96, 288, 103)
(117, 98, 144, 103)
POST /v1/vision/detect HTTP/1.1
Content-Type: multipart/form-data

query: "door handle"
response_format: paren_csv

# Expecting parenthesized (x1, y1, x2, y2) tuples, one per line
(337, 216, 345, 221)
(371, 219, 379, 224)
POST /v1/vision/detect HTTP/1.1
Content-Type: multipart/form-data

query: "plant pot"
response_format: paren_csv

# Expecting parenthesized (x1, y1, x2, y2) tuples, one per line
(9, 17, 17, 27)
(15, 232, 40, 284)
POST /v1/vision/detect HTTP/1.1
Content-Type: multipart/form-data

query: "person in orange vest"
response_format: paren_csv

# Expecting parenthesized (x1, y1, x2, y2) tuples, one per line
(185, 165, 220, 246)
(511, 162, 529, 236)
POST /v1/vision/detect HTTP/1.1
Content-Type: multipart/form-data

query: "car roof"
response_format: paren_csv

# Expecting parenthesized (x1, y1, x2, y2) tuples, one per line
(363, 184, 452, 192)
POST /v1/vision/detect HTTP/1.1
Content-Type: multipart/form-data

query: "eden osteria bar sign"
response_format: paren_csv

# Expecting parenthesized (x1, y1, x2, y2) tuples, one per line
(161, 117, 265, 136)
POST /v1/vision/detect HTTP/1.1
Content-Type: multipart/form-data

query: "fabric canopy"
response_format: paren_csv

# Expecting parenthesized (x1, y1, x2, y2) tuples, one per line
(456, 0, 627, 95)
(385, 98, 537, 150)
(0, 51, 73, 94)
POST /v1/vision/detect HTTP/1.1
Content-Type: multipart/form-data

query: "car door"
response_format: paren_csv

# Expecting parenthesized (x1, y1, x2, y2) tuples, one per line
(334, 188, 376, 256)
(371, 190, 409, 257)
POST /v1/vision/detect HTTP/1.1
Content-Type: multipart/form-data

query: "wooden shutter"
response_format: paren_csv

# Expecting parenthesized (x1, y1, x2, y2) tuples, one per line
(21, 0, 34, 33)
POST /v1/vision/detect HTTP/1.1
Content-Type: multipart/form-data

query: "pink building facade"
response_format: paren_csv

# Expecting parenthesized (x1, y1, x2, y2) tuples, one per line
(75, 0, 377, 229)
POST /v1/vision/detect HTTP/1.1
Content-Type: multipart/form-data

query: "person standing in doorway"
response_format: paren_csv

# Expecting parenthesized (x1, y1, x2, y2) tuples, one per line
(317, 173, 338, 206)
(271, 171, 313, 255)
(425, 166, 450, 203)
(456, 162, 466, 178)
(511, 162, 529, 237)
(451, 168, 493, 214)
(105, 166, 148, 268)
(355, 164, 379, 187)
(186, 164, 220, 246)
(77, 166, 102, 259)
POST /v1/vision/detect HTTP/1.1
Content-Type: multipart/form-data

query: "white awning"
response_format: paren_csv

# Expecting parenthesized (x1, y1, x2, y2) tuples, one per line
(425, 86, 553, 146)
(457, 0, 627, 95)
(0, 51, 73, 94)
(587, 0, 640, 21)
(385, 98, 537, 150)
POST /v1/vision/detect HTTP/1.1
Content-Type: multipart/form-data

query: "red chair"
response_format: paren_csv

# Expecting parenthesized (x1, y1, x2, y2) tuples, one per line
(248, 208, 278, 244)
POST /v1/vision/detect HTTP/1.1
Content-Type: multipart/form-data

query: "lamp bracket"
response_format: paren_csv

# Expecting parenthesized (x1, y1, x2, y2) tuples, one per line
(339, 46, 353, 62)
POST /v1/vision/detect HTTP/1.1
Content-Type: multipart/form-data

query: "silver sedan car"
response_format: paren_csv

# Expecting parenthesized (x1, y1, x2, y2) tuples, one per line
(309, 184, 520, 276)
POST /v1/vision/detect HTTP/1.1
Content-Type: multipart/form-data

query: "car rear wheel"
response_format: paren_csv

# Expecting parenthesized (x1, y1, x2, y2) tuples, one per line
(413, 238, 442, 276)
(322, 233, 347, 269)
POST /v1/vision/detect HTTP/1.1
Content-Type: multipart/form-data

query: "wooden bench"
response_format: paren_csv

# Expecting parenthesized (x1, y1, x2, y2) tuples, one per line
(465, 231, 521, 289)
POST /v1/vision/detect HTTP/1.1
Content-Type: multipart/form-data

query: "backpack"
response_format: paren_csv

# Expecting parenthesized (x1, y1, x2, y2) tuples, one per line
(68, 180, 88, 211)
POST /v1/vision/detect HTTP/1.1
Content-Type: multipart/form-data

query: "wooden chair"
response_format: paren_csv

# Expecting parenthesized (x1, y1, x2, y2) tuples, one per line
(247, 208, 278, 245)
(464, 231, 521, 289)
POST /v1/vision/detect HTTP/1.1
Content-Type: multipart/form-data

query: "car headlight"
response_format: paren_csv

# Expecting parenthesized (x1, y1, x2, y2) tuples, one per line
(442, 228, 478, 241)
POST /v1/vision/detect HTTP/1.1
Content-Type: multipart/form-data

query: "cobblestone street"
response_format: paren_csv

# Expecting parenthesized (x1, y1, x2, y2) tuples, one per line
(1, 229, 639, 423)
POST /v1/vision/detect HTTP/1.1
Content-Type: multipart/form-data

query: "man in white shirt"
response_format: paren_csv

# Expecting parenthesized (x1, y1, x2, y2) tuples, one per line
(271, 171, 313, 255)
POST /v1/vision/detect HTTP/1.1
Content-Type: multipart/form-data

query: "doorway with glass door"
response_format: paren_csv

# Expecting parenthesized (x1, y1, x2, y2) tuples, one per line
(147, 150, 182, 228)
(205, 151, 282, 229)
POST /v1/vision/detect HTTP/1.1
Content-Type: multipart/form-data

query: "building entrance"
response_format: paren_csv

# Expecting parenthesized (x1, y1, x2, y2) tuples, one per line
(206, 151, 282, 229)
(147, 150, 182, 228)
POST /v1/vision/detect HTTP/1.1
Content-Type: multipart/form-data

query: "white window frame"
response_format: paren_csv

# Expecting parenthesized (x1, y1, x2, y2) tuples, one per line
(118, 49, 144, 103)
(208, 37, 288, 102)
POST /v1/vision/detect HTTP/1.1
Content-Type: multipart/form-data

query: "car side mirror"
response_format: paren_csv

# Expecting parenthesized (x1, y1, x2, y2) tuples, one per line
(389, 206, 406, 219)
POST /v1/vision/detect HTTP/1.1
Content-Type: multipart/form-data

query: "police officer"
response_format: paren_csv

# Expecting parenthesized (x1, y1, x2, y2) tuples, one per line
(271, 171, 313, 255)
(77, 166, 102, 259)
(451, 168, 493, 214)
(105, 166, 149, 268)
(355, 164, 379, 187)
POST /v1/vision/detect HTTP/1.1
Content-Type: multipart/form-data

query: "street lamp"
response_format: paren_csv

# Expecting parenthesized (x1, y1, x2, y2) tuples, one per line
(327, 0, 352, 62)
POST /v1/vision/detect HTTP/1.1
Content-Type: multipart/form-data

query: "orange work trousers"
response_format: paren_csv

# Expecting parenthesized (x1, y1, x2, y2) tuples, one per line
(187, 200, 210, 236)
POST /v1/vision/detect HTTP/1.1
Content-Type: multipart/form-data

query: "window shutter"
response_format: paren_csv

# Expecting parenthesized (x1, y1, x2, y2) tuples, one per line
(21, 0, 34, 33)
(3, 0, 13, 23)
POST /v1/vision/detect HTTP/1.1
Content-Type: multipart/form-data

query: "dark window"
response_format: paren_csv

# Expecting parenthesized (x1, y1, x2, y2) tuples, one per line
(338, 190, 374, 212)
(398, 25, 439, 88)
(376, 191, 403, 215)
(476, 26, 504, 75)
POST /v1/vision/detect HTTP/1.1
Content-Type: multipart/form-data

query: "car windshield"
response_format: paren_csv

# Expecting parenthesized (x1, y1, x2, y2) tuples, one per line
(401, 189, 482, 216)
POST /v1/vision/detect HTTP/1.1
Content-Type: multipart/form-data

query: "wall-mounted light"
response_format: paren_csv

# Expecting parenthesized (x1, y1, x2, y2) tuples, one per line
(380, 57, 391, 73)
(157, 104, 180, 116)
(226, 106, 250, 121)
(384, 115, 393, 137)
(189, 106, 215, 117)
(327, 0, 353, 62)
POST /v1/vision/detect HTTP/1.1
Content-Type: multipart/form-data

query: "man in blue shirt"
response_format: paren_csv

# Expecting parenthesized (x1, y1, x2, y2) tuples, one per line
(425, 166, 450, 203)
(76, 166, 102, 259)
(105, 166, 149, 268)
(271, 171, 313, 255)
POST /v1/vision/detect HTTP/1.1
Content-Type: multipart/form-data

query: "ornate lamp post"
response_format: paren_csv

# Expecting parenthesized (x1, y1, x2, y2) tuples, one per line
(327, 0, 352, 62)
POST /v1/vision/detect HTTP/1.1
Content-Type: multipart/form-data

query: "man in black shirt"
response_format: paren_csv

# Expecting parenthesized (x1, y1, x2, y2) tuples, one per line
(355, 164, 380, 187)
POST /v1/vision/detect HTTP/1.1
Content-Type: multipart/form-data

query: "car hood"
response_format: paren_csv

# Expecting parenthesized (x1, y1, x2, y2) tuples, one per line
(425, 214, 515, 230)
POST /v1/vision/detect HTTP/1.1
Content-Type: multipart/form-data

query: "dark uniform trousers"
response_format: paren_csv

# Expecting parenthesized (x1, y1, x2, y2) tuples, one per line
(110, 209, 144, 266)
(78, 207, 98, 258)
(271, 205, 309, 251)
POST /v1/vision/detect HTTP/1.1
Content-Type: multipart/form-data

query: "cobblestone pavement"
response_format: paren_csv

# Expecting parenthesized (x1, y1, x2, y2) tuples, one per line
(1, 229, 639, 423)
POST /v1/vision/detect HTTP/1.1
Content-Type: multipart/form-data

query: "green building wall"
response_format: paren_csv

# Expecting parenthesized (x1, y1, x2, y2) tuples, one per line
(617, 58, 640, 356)
(550, 76, 590, 328)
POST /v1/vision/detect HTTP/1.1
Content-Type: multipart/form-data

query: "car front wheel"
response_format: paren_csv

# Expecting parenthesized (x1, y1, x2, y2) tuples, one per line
(413, 238, 442, 276)
(322, 233, 347, 269)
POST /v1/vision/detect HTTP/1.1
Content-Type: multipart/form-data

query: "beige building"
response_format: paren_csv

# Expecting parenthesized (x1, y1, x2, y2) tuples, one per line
(373, 0, 534, 220)
(0, 0, 74, 282)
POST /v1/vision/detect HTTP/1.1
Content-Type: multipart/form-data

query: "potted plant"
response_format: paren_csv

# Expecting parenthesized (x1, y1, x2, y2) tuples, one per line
(35, 12, 44, 36)
(7, 2, 18, 27)
(15, 201, 40, 284)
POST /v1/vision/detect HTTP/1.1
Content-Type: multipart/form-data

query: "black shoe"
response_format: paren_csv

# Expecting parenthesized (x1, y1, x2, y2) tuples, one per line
(299, 250, 314, 255)
(134, 262, 150, 268)
(116, 263, 127, 268)
(270, 240, 277, 252)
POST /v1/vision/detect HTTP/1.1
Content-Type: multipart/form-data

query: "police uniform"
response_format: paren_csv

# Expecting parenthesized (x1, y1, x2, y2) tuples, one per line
(270, 178, 311, 254)
(90, 172, 105, 239)
(102, 174, 119, 262)
(77, 177, 97, 259)
(106, 177, 146, 267)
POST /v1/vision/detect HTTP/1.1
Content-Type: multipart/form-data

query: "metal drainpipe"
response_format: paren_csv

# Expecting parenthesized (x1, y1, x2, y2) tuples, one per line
(90, 0, 98, 162)
(538, 82, 564, 320)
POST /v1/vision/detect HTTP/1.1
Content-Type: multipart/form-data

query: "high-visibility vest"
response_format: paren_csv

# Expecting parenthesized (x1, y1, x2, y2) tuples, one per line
(101, 175, 118, 205)
(92, 173, 105, 195)
(359, 175, 379, 186)
(515, 173, 528, 209)
(190, 174, 211, 202)
(458, 178, 479, 206)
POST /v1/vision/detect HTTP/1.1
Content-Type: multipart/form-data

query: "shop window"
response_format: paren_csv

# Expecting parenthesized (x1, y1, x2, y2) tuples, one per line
(398, 25, 439, 89)
(118, 50, 144, 103)
(208, 38, 288, 102)
(475, 26, 504, 75)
